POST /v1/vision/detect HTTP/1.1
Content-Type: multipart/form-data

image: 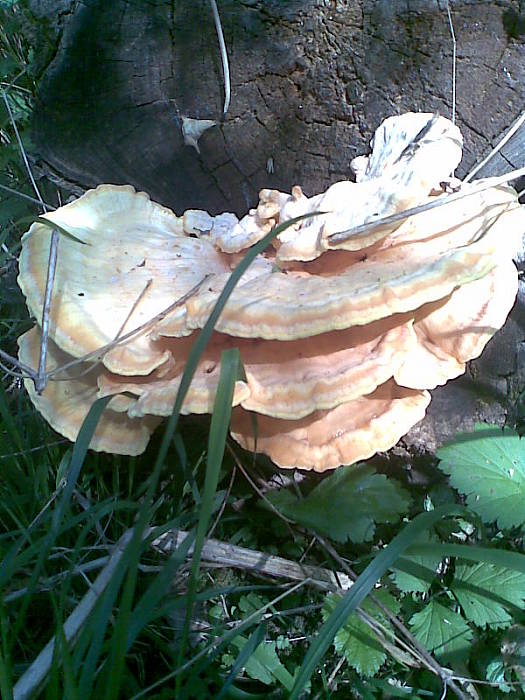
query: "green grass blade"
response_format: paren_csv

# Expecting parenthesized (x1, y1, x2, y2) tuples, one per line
(153, 211, 320, 476)
(407, 542, 525, 573)
(0, 598, 12, 700)
(0, 382, 31, 469)
(129, 580, 307, 700)
(0, 652, 12, 700)
(289, 504, 464, 699)
(125, 530, 196, 650)
(56, 620, 78, 700)
(49, 397, 112, 537)
(216, 623, 267, 700)
(16, 215, 88, 245)
(6, 398, 111, 694)
(1, 397, 111, 653)
(43, 213, 318, 698)
(177, 348, 241, 674)
(0, 396, 111, 590)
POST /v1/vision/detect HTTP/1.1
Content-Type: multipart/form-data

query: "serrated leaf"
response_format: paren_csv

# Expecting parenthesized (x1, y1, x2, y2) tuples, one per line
(409, 600, 473, 662)
(290, 505, 464, 699)
(266, 465, 411, 543)
(451, 563, 525, 629)
(486, 659, 512, 693)
(322, 589, 401, 677)
(230, 636, 294, 690)
(437, 425, 525, 529)
(391, 532, 441, 593)
(238, 593, 265, 616)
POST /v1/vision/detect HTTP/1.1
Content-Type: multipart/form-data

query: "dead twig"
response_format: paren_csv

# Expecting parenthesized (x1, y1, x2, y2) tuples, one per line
(209, 0, 230, 116)
(328, 166, 525, 245)
(465, 110, 525, 183)
(444, 0, 456, 126)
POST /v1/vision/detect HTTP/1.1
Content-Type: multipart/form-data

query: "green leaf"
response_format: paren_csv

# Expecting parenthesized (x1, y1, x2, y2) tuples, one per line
(451, 563, 525, 629)
(289, 505, 464, 700)
(322, 589, 401, 677)
(229, 635, 295, 691)
(437, 425, 525, 528)
(238, 593, 266, 616)
(485, 659, 512, 694)
(265, 464, 411, 543)
(217, 624, 267, 700)
(178, 349, 241, 670)
(390, 532, 441, 593)
(409, 600, 473, 662)
(406, 542, 525, 574)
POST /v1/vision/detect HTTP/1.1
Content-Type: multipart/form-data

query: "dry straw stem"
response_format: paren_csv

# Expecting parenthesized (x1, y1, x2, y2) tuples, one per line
(443, 0, 456, 126)
(0, 182, 55, 208)
(209, 0, 230, 116)
(134, 579, 310, 699)
(2, 87, 59, 394)
(13, 529, 134, 700)
(464, 110, 525, 183)
(35, 228, 58, 392)
(1, 91, 45, 208)
(0, 276, 211, 384)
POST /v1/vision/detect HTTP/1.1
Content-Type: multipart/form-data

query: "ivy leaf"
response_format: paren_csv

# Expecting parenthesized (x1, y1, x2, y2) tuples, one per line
(390, 532, 442, 594)
(451, 563, 525, 629)
(437, 425, 525, 529)
(265, 465, 411, 543)
(409, 600, 473, 662)
(322, 589, 401, 677)
(229, 636, 295, 691)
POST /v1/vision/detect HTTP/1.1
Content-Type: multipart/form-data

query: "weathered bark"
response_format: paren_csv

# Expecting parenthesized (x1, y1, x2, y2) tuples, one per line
(29, 0, 525, 210)
(27, 0, 525, 452)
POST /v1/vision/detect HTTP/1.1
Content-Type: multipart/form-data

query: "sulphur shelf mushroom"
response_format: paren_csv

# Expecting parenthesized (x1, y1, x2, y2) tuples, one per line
(17, 112, 525, 470)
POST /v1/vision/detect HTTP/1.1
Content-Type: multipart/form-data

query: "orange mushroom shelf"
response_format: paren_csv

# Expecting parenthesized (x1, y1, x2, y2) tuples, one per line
(17, 113, 525, 470)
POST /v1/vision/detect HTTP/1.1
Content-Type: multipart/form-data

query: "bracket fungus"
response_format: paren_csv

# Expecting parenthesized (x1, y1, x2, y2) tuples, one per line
(17, 112, 525, 470)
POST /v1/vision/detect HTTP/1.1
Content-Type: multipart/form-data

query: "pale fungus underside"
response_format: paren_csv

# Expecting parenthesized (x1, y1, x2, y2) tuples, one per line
(17, 113, 525, 471)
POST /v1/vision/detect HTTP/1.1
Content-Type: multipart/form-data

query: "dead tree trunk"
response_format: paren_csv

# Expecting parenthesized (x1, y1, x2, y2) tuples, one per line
(28, 0, 525, 451)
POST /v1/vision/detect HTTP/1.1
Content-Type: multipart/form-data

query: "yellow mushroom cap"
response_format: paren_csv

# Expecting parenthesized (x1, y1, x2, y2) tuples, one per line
(203, 113, 464, 262)
(230, 380, 431, 471)
(395, 259, 519, 390)
(97, 315, 417, 420)
(18, 327, 160, 455)
(15, 112, 525, 470)
(17, 185, 235, 375)
(157, 184, 523, 340)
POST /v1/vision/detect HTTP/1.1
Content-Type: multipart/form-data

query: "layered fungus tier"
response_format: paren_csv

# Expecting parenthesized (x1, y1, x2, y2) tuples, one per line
(17, 113, 525, 469)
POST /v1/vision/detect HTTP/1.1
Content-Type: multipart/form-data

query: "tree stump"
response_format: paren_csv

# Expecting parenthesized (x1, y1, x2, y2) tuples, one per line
(28, 0, 525, 452)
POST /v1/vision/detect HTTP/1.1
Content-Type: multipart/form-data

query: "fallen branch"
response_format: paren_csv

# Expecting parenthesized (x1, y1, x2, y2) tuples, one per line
(152, 528, 353, 591)
(11, 526, 351, 700)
